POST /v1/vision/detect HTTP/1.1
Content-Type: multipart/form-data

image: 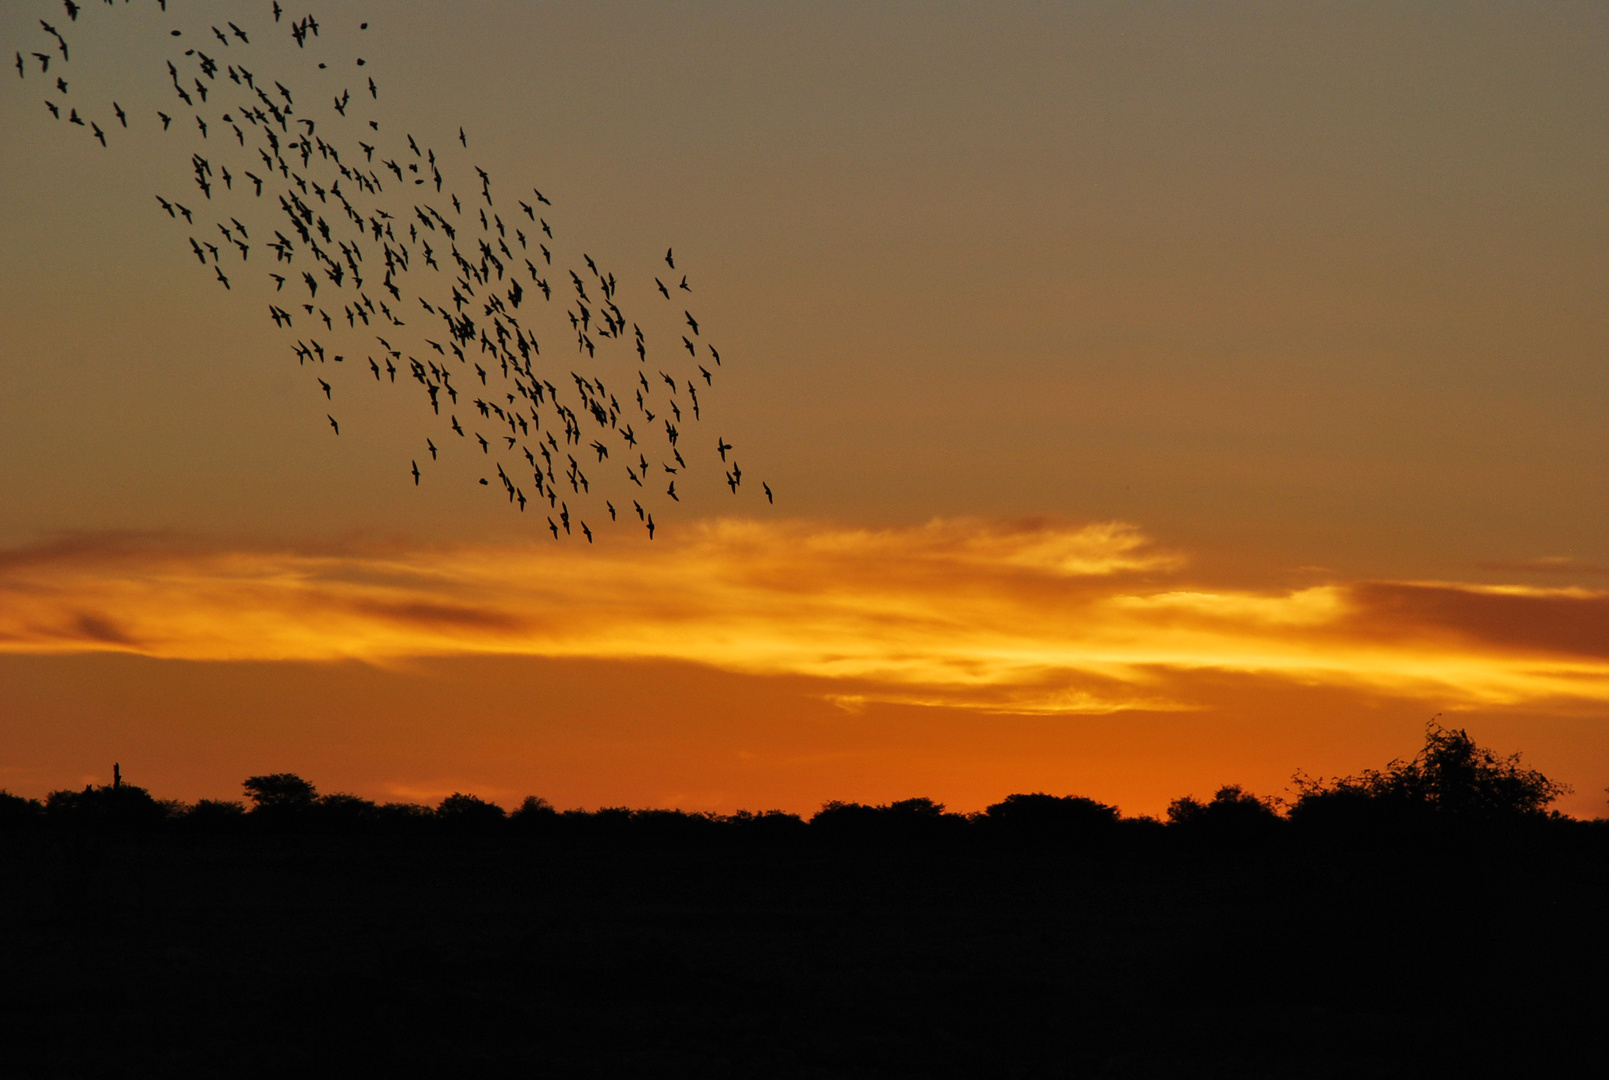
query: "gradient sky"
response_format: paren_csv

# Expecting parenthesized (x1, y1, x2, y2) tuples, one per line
(2, 1, 1606, 816)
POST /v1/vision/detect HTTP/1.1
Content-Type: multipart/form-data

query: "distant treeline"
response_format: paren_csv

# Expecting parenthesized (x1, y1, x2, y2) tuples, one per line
(3, 723, 1601, 842)
(6, 723, 1604, 1078)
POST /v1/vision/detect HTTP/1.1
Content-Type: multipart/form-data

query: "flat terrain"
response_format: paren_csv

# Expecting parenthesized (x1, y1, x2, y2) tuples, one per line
(3, 825, 1604, 1077)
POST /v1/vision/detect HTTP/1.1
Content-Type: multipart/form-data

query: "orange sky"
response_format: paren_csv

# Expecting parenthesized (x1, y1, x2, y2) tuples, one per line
(3, 521, 1607, 816)
(1, 2, 1605, 816)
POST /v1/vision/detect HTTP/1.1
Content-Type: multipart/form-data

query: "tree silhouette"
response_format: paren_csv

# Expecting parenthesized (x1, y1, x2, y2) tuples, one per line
(436, 792, 506, 827)
(1166, 785, 1285, 843)
(810, 797, 964, 841)
(983, 793, 1121, 842)
(243, 773, 319, 812)
(43, 781, 172, 828)
(0, 790, 43, 828)
(1290, 721, 1570, 831)
(183, 798, 247, 827)
(313, 792, 382, 827)
(722, 808, 807, 838)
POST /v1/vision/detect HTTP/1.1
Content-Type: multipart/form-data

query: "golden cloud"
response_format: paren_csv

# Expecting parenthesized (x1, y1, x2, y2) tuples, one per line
(2, 520, 1607, 714)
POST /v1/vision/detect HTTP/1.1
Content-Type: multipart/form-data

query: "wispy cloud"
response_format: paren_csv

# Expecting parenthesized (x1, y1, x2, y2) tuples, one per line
(3, 520, 1607, 714)
(1475, 556, 1609, 577)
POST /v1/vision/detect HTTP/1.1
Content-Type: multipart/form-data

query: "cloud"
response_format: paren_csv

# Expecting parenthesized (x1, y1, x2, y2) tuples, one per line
(1475, 556, 1609, 577)
(1346, 582, 1609, 660)
(2, 519, 1607, 714)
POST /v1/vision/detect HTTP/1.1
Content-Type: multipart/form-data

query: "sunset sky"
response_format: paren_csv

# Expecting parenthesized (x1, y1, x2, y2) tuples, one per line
(2, 1, 1606, 816)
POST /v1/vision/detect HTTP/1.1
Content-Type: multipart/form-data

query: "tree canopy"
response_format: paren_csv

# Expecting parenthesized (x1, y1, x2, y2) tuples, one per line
(242, 773, 319, 812)
(1290, 721, 1569, 830)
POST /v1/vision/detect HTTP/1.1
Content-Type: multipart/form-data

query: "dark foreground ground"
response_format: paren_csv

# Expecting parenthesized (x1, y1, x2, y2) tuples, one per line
(3, 825, 1605, 1079)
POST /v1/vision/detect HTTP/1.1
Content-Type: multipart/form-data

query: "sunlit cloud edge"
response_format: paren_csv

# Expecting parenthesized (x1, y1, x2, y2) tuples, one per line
(3, 518, 1608, 716)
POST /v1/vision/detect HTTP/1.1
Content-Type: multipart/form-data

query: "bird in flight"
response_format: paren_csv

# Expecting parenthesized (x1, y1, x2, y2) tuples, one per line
(24, 1, 775, 547)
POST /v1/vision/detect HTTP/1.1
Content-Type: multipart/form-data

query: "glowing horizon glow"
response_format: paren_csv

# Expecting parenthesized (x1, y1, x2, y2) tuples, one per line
(4, 518, 1607, 717)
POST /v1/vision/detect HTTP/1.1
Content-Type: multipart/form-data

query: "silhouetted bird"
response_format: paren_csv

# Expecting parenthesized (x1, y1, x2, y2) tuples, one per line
(25, 4, 772, 551)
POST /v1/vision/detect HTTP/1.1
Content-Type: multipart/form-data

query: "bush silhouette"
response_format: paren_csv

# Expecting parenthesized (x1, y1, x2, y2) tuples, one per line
(1290, 722, 1570, 833)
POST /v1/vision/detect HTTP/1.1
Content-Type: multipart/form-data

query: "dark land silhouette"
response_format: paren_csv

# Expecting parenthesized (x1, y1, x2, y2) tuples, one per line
(3, 723, 1606, 1077)
(15, 7, 1604, 1072)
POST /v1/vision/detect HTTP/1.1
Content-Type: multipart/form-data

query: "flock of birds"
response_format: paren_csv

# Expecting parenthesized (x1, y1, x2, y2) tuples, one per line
(19, 0, 771, 542)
